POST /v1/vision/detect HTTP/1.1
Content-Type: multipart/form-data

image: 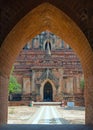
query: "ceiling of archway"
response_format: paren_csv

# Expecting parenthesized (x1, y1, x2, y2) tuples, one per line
(0, 0, 93, 50)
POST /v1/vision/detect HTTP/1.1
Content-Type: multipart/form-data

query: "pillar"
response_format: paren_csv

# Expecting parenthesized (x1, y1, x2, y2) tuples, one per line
(85, 73, 93, 124)
(32, 70, 35, 92)
(31, 70, 36, 101)
(71, 77, 74, 101)
(73, 77, 77, 93)
(0, 75, 9, 125)
(58, 68, 63, 92)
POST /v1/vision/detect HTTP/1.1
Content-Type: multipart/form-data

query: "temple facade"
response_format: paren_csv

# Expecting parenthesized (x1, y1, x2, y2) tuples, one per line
(13, 31, 84, 105)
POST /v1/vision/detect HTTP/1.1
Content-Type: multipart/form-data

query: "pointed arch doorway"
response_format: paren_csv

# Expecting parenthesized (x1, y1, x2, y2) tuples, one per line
(43, 82, 53, 102)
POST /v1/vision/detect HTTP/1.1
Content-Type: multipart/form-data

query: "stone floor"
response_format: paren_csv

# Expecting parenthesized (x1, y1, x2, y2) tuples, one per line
(8, 106, 85, 124)
(0, 106, 93, 130)
(0, 124, 93, 130)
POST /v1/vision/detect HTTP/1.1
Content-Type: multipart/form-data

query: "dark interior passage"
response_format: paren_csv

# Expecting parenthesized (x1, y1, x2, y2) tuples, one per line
(44, 82, 53, 101)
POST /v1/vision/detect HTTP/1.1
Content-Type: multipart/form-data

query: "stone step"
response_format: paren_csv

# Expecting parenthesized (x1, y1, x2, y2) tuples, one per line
(33, 102, 61, 106)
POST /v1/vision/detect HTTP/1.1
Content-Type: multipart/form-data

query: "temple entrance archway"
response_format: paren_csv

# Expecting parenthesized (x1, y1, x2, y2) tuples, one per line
(43, 82, 53, 102)
(0, 2, 93, 125)
(40, 79, 56, 101)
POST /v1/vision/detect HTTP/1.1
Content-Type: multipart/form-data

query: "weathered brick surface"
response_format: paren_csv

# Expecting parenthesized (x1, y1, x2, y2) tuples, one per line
(8, 101, 30, 106)
(0, 3, 93, 124)
(0, 75, 9, 124)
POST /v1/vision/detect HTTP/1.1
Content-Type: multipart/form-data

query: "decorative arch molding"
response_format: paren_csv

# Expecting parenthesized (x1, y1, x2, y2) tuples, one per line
(0, 2, 93, 124)
(0, 2, 93, 76)
(43, 39, 52, 50)
(40, 79, 56, 101)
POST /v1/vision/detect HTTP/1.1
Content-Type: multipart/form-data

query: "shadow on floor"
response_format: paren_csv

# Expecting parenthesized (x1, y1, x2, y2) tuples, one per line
(38, 118, 69, 124)
(0, 124, 93, 130)
(62, 106, 85, 111)
(58, 106, 85, 111)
